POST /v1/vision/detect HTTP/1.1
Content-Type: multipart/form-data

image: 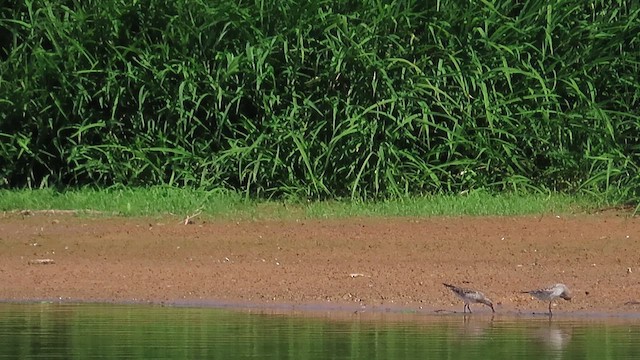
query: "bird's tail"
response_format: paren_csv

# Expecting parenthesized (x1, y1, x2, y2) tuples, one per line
(442, 283, 455, 289)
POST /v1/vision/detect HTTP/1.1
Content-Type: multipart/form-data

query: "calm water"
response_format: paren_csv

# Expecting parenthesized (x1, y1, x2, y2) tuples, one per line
(0, 303, 639, 359)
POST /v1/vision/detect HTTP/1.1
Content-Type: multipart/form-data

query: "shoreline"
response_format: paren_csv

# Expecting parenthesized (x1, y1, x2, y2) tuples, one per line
(2, 297, 640, 321)
(1, 213, 639, 320)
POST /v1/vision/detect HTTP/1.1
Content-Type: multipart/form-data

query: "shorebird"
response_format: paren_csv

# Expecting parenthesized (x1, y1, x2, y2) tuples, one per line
(522, 283, 572, 315)
(443, 283, 495, 313)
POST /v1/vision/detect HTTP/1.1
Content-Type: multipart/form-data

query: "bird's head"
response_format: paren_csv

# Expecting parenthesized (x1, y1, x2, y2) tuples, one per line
(481, 298, 495, 312)
(557, 284, 572, 301)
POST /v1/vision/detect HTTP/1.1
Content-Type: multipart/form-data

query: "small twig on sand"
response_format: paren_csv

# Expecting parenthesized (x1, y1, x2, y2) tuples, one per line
(183, 207, 204, 225)
(18, 209, 107, 216)
(28, 259, 55, 265)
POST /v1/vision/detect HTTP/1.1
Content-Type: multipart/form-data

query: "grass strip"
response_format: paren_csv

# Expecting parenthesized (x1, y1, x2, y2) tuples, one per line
(0, 187, 608, 219)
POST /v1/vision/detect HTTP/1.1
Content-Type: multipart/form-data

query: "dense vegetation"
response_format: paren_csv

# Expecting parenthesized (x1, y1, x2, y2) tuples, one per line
(1, 0, 639, 201)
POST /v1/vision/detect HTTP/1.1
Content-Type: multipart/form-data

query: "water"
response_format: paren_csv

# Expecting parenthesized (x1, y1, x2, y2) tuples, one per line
(0, 303, 639, 359)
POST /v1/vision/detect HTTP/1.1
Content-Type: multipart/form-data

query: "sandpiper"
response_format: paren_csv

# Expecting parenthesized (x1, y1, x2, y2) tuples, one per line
(522, 283, 572, 315)
(443, 283, 495, 313)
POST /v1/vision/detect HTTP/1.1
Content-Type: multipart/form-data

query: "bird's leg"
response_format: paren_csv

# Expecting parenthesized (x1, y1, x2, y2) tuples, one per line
(548, 301, 553, 317)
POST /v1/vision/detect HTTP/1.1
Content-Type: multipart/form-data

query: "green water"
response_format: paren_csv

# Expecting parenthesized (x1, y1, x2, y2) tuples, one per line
(0, 303, 639, 359)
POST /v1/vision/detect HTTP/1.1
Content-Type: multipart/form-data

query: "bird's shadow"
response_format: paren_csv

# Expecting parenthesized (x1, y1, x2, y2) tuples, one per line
(529, 311, 554, 318)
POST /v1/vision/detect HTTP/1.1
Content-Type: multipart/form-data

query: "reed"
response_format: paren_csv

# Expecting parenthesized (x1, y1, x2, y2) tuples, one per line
(1, 0, 638, 203)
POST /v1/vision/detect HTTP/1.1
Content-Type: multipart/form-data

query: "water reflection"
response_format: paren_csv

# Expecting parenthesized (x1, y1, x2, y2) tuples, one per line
(533, 323, 572, 351)
(455, 314, 493, 339)
(0, 303, 639, 359)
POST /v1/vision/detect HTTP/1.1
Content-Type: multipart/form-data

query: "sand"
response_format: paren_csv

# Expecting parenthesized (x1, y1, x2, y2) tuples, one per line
(1, 211, 639, 316)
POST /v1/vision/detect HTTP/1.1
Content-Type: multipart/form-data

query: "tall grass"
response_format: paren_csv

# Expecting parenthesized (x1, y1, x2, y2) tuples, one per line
(1, 0, 638, 202)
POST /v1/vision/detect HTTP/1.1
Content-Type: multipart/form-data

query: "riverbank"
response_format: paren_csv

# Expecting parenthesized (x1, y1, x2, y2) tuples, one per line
(1, 211, 638, 316)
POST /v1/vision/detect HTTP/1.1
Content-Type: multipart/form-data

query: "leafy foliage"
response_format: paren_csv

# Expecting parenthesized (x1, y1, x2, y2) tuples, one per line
(1, 0, 639, 201)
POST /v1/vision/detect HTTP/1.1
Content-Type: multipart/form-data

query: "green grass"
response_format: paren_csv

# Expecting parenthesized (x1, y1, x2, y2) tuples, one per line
(0, 187, 608, 219)
(1, 0, 639, 203)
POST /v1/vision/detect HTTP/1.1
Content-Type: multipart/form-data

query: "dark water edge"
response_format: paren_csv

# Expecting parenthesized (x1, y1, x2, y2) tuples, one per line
(1, 301, 640, 359)
(2, 297, 640, 320)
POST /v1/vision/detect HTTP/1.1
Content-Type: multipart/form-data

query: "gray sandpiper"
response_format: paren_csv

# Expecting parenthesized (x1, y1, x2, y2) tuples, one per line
(443, 283, 495, 313)
(521, 283, 572, 315)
